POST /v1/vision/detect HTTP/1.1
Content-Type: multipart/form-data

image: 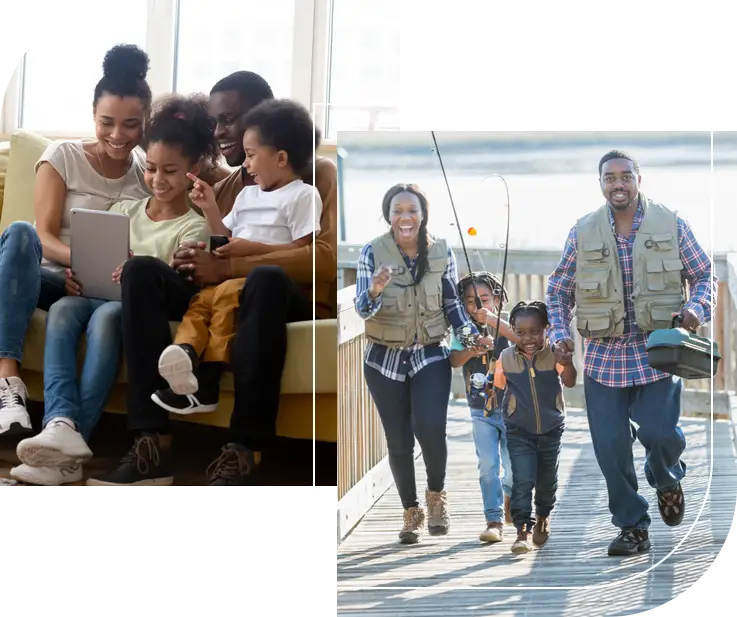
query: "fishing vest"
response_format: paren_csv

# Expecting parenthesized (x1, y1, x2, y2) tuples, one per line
(462, 334, 510, 412)
(501, 344, 565, 435)
(574, 196, 684, 339)
(364, 233, 449, 348)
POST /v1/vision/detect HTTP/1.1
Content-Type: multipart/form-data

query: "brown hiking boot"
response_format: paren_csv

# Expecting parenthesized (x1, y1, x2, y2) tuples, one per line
(657, 483, 685, 526)
(399, 506, 425, 544)
(533, 516, 550, 546)
(504, 494, 512, 524)
(425, 489, 450, 535)
(511, 525, 533, 554)
(479, 521, 504, 543)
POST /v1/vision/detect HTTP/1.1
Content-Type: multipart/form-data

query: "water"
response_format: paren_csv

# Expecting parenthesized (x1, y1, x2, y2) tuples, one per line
(339, 137, 737, 254)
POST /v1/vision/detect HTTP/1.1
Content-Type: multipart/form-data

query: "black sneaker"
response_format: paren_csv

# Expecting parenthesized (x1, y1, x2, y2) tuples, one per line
(158, 344, 200, 395)
(607, 528, 651, 556)
(207, 443, 261, 485)
(657, 483, 685, 526)
(151, 388, 219, 414)
(86, 434, 174, 485)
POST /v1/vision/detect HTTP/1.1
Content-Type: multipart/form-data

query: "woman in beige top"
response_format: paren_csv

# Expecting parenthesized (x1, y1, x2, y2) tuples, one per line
(0, 44, 152, 440)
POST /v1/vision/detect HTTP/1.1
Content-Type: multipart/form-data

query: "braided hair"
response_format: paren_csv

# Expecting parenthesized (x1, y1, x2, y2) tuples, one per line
(509, 301, 549, 328)
(381, 183, 430, 282)
(456, 271, 509, 306)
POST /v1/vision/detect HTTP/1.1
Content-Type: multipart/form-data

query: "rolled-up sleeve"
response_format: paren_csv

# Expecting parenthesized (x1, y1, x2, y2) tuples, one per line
(354, 243, 382, 319)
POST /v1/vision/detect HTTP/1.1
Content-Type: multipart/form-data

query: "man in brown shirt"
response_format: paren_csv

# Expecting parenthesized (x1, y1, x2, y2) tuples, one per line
(87, 72, 337, 487)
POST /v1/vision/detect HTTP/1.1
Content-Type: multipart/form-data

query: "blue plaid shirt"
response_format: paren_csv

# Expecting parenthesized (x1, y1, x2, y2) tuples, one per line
(546, 200, 715, 388)
(354, 239, 478, 381)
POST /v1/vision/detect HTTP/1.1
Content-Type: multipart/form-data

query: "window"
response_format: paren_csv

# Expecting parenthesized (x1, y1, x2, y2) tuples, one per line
(174, 0, 296, 99)
(1, 0, 401, 142)
(325, 0, 401, 138)
(19, 1, 147, 135)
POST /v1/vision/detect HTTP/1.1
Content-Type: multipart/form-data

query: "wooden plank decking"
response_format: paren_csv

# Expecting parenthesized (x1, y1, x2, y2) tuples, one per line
(338, 400, 737, 616)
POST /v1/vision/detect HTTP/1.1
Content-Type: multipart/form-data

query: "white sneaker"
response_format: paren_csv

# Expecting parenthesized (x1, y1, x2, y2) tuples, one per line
(0, 376, 32, 435)
(10, 463, 83, 485)
(17, 418, 93, 467)
(158, 345, 199, 395)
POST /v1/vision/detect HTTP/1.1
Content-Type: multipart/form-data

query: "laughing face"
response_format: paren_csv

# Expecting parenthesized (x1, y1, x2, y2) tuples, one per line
(208, 90, 251, 167)
(93, 94, 145, 162)
(600, 158, 641, 211)
(513, 314, 546, 356)
(388, 191, 424, 244)
(144, 141, 199, 204)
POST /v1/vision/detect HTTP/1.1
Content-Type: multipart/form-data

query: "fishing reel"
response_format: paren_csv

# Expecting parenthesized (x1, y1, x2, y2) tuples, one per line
(469, 372, 494, 401)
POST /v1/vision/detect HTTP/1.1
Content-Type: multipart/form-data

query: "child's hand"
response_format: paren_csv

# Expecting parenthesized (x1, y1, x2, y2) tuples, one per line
(112, 251, 133, 284)
(554, 342, 574, 366)
(476, 335, 494, 349)
(187, 173, 218, 212)
(213, 238, 252, 258)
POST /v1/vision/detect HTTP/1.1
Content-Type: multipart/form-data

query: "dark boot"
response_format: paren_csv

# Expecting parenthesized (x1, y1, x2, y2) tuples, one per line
(608, 528, 651, 556)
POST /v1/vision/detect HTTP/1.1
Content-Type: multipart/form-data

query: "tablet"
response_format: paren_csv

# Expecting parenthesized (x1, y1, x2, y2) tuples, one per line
(70, 208, 130, 302)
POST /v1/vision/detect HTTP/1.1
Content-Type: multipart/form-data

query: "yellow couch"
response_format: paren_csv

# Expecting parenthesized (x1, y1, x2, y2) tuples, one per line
(0, 131, 337, 442)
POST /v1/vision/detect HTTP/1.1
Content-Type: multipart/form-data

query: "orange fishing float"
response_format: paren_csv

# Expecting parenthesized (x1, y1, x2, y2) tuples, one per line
(467, 226, 477, 236)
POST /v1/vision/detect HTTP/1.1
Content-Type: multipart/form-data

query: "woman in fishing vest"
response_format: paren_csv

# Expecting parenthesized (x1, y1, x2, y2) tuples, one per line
(354, 183, 491, 544)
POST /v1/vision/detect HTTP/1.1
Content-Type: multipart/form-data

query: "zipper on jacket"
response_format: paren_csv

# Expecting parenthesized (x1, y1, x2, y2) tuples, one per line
(525, 357, 542, 434)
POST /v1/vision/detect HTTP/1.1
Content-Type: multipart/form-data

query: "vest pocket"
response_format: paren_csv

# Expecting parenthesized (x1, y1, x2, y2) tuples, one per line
(663, 258, 684, 287)
(635, 297, 683, 331)
(575, 307, 615, 338)
(576, 269, 611, 300)
(423, 280, 442, 311)
(582, 240, 608, 263)
(649, 232, 675, 251)
(423, 316, 448, 340)
(646, 258, 666, 291)
(378, 324, 409, 344)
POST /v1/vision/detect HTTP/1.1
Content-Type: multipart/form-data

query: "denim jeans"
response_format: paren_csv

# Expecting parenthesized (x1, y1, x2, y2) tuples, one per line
(0, 222, 66, 362)
(43, 296, 123, 441)
(584, 374, 686, 530)
(506, 422, 564, 532)
(470, 407, 513, 523)
(364, 359, 452, 509)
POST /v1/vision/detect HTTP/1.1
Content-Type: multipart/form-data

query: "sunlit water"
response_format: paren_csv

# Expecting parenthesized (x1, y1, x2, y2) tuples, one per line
(339, 142, 737, 254)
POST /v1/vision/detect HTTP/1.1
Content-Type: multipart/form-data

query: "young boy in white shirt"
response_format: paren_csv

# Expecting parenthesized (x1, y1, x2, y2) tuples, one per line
(152, 99, 322, 412)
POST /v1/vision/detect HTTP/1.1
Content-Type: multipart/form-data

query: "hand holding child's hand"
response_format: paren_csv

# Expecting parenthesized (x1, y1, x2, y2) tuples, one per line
(213, 238, 252, 258)
(554, 340, 574, 366)
(187, 173, 218, 212)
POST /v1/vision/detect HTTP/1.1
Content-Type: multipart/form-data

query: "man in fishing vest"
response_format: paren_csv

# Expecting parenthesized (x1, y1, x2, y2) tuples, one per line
(545, 150, 715, 557)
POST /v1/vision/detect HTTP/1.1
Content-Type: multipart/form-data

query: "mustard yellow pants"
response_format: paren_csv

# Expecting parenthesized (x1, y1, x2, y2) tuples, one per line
(174, 277, 246, 363)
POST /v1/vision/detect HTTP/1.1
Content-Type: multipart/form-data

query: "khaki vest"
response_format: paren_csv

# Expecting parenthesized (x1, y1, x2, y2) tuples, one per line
(364, 233, 450, 347)
(575, 196, 685, 339)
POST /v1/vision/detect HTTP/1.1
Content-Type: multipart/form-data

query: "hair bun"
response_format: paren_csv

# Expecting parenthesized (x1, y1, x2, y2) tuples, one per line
(102, 44, 149, 81)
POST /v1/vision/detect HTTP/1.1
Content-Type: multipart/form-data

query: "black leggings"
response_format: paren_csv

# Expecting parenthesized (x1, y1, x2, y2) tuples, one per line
(364, 358, 451, 509)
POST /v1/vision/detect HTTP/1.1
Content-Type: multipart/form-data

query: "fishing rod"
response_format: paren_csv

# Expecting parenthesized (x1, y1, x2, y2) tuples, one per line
(430, 132, 511, 354)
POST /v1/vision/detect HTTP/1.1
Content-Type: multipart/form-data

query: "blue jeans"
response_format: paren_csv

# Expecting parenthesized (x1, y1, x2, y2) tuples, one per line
(0, 222, 66, 362)
(584, 374, 686, 531)
(43, 296, 123, 440)
(506, 422, 564, 532)
(470, 407, 513, 523)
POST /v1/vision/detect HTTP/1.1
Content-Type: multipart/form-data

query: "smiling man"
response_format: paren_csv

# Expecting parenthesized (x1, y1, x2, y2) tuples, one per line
(545, 150, 715, 556)
(87, 71, 337, 487)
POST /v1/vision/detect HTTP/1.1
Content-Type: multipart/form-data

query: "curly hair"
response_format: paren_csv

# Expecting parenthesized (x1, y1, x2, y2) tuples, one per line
(142, 94, 219, 167)
(381, 183, 430, 283)
(457, 271, 509, 305)
(509, 301, 549, 328)
(93, 44, 152, 114)
(241, 98, 319, 174)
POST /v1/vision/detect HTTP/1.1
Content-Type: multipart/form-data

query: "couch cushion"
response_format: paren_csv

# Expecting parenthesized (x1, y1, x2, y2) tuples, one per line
(0, 130, 52, 232)
(21, 308, 336, 394)
(0, 140, 11, 220)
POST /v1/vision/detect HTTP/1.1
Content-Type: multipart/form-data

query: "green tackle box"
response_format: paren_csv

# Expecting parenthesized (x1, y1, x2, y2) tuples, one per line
(646, 323, 721, 380)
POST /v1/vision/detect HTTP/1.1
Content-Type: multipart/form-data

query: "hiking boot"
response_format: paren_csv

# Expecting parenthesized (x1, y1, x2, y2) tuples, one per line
(657, 483, 685, 526)
(86, 434, 174, 486)
(425, 489, 450, 535)
(504, 494, 512, 524)
(207, 443, 261, 485)
(399, 506, 425, 544)
(608, 528, 651, 556)
(532, 516, 550, 547)
(511, 525, 534, 554)
(479, 521, 504, 543)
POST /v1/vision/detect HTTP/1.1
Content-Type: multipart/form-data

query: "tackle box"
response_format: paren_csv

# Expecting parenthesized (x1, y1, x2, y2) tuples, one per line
(646, 320, 721, 379)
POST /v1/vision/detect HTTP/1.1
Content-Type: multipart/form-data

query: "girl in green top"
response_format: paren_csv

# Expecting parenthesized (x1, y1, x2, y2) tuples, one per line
(12, 94, 216, 485)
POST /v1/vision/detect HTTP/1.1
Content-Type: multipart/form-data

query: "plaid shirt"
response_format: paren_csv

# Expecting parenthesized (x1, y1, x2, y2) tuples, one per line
(354, 239, 478, 382)
(546, 200, 715, 388)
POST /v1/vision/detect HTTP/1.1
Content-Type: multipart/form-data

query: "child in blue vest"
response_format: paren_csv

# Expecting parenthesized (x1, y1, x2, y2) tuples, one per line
(450, 272, 519, 543)
(494, 301, 577, 554)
